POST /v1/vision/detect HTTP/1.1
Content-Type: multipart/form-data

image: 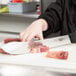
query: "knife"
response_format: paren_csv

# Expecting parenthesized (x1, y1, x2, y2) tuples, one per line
(0, 32, 76, 54)
(38, 32, 76, 48)
(69, 32, 76, 43)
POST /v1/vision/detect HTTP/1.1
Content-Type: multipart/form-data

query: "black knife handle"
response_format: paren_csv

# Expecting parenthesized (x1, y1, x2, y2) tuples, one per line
(69, 32, 76, 43)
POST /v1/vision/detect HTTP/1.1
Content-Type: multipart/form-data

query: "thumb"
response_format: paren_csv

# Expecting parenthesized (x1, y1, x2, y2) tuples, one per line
(35, 33, 43, 40)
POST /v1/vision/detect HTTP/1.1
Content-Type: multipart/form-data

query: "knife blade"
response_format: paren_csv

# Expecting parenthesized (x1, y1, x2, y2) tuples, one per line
(1, 42, 29, 54)
(39, 32, 76, 48)
(0, 36, 69, 54)
(39, 35, 71, 48)
(1, 32, 76, 54)
(69, 32, 76, 43)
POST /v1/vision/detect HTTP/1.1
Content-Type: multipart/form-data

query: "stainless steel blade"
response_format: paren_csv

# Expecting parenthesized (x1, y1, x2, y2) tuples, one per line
(39, 35, 71, 48)
(1, 35, 71, 54)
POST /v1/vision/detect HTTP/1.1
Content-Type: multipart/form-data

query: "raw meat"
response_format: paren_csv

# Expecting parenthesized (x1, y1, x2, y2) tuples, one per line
(4, 38, 21, 44)
(1, 39, 49, 54)
(29, 41, 49, 53)
(29, 41, 43, 48)
(46, 51, 68, 60)
(0, 48, 8, 54)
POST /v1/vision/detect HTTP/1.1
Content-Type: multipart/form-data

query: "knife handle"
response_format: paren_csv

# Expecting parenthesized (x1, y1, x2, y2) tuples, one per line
(69, 32, 76, 43)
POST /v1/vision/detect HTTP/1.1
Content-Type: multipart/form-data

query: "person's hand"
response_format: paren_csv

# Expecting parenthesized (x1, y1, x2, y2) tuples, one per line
(20, 19, 48, 42)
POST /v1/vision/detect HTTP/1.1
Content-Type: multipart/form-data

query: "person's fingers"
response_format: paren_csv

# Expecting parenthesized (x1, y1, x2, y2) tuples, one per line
(19, 22, 44, 41)
(21, 32, 43, 42)
(20, 31, 26, 40)
(20, 31, 43, 41)
(26, 33, 35, 41)
(35, 33, 43, 40)
(21, 31, 36, 42)
(20, 32, 29, 42)
(21, 35, 28, 42)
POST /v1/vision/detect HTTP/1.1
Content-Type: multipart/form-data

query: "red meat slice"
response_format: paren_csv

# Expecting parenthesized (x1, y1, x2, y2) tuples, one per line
(30, 47, 40, 53)
(29, 41, 49, 53)
(0, 48, 8, 54)
(29, 41, 43, 48)
(30, 46, 49, 53)
(0, 48, 18, 55)
(46, 51, 68, 60)
(40, 45, 49, 52)
(4, 38, 21, 44)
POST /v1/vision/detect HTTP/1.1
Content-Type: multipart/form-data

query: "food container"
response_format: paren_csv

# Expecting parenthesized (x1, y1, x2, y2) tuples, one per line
(8, 2, 37, 13)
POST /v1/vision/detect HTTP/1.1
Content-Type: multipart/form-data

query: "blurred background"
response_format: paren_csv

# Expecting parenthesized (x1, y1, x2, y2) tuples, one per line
(0, 0, 57, 41)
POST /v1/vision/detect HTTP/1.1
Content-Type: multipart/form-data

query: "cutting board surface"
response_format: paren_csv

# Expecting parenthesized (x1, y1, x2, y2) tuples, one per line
(0, 37, 76, 73)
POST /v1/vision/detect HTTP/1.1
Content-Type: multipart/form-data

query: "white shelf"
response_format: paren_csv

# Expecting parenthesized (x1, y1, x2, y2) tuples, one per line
(0, 12, 39, 18)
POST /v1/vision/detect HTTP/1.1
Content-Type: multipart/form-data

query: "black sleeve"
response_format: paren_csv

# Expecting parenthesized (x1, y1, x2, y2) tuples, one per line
(39, 0, 64, 38)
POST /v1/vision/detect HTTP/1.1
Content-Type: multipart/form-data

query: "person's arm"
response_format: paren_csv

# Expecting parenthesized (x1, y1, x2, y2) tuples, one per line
(20, 0, 64, 41)
(39, 0, 64, 38)
(20, 19, 48, 41)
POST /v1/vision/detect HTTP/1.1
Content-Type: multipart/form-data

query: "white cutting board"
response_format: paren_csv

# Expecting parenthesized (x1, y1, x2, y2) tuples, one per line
(0, 35, 76, 73)
(0, 43, 76, 73)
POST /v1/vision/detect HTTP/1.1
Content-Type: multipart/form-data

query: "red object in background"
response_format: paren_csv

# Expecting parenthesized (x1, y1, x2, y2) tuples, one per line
(4, 38, 21, 44)
(12, 0, 24, 3)
(36, 4, 41, 15)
